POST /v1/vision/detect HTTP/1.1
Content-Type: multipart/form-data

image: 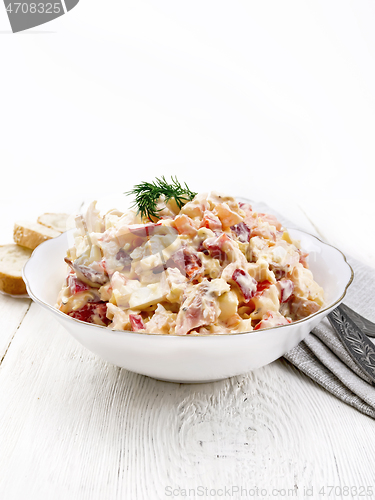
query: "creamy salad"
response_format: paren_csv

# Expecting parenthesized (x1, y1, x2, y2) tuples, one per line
(56, 192, 324, 334)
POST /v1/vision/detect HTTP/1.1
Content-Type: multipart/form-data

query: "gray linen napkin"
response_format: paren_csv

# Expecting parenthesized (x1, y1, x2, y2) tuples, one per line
(253, 202, 375, 419)
(284, 256, 375, 419)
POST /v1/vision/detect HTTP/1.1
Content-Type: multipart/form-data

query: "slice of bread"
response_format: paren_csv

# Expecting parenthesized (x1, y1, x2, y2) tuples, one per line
(13, 221, 61, 250)
(37, 213, 72, 233)
(0, 244, 32, 295)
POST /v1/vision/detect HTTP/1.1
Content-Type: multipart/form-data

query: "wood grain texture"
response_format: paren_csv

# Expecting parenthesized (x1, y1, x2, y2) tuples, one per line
(0, 294, 31, 362)
(1, 202, 374, 500)
(1, 303, 375, 500)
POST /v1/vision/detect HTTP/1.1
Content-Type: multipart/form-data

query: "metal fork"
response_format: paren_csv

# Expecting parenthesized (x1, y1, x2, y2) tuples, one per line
(337, 303, 375, 338)
(328, 304, 375, 384)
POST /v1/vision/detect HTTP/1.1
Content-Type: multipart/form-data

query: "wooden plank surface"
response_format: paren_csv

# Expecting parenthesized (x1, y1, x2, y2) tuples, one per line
(1, 303, 375, 499)
(0, 203, 374, 500)
(0, 294, 30, 362)
(2, 3, 375, 497)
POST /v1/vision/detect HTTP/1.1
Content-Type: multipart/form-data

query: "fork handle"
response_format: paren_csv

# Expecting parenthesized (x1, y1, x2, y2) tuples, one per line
(339, 303, 375, 338)
(328, 305, 375, 386)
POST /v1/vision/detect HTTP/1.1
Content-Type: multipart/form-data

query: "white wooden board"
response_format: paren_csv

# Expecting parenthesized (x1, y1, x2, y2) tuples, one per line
(0, 201, 374, 499)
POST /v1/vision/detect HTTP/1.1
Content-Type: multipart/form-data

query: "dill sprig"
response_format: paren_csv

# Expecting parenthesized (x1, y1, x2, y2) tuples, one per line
(125, 176, 197, 220)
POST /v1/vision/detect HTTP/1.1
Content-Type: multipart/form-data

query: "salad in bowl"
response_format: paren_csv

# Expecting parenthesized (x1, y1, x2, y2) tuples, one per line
(56, 177, 324, 335)
(23, 178, 352, 382)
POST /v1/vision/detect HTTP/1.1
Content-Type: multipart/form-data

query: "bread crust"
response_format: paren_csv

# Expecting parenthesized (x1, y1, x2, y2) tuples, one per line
(13, 222, 60, 250)
(0, 271, 27, 295)
(0, 244, 32, 295)
(37, 213, 70, 233)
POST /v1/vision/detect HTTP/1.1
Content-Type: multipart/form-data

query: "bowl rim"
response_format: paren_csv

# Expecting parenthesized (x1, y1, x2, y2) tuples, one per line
(23, 228, 354, 338)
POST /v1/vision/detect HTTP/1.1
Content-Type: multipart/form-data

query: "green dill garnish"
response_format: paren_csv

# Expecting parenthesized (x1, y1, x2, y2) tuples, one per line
(125, 176, 197, 220)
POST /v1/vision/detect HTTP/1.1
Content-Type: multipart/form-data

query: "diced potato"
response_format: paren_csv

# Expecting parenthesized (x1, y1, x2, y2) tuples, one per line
(129, 283, 168, 310)
(180, 193, 209, 219)
(104, 214, 120, 230)
(247, 236, 268, 262)
(246, 258, 276, 284)
(197, 227, 215, 239)
(231, 318, 253, 333)
(218, 291, 239, 321)
(174, 214, 198, 236)
(161, 236, 183, 261)
(110, 276, 141, 308)
(200, 253, 222, 279)
(165, 268, 187, 303)
(214, 202, 244, 228)
(133, 253, 163, 274)
(281, 231, 293, 244)
(207, 278, 230, 297)
(290, 263, 324, 306)
(206, 191, 244, 216)
(250, 284, 280, 320)
(106, 303, 132, 330)
(166, 282, 186, 303)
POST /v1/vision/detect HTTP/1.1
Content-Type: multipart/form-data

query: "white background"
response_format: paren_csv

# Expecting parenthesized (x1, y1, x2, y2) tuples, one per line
(1, 1, 374, 267)
(1, 5, 375, 497)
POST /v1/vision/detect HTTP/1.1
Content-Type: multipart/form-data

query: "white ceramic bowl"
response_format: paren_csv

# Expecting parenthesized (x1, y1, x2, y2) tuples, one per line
(23, 229, 353, 383)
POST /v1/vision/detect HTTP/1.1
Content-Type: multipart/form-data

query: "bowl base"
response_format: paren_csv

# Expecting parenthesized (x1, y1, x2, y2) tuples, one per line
(152, 376, 229, 384)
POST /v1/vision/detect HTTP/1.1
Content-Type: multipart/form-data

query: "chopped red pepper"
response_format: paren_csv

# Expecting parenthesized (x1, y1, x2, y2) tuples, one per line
(255, 280, 272, 295)
(68, 302, 109, 325)
(128, 222, 162, 238)
(232, 269, 257, 302)
(277, 279, 294, 303)
(231, 222, 251, 243)
(254, 311, 291, 330)
(183, 250, 202, 279)
(171, 248, 202, 279)
(129, 314, 145, 331)
(67, 274, 90, 294)
(203, 233, 231, 264)
(200, 212, 222, 231)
